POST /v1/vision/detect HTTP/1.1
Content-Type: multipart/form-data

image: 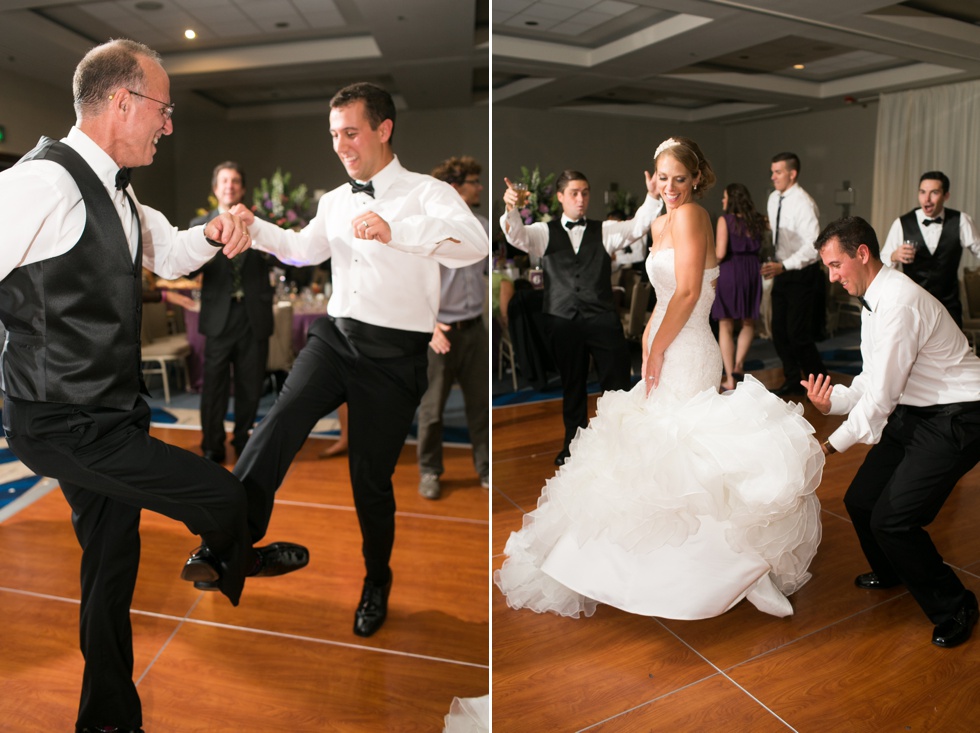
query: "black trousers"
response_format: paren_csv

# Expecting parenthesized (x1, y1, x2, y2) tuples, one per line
(771, 262, 827, 381)
(234, 317, 429, 584)
(2, 396, 249, 730)
(200, 300, 269, 456)
(545, 310, 632, 446)
(844, 402, 980, 624)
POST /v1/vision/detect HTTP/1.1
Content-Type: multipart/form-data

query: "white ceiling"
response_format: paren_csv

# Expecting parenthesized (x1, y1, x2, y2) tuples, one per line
(492, 0, 980, 123)
(0, 0, 489, 118)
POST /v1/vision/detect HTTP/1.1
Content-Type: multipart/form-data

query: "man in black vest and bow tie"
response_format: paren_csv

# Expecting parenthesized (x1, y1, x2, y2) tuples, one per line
(500, 170, 662, 465)
(880, 171, 980, 326)
(189, 161, 275, 463)
(0, 39, 307, 733)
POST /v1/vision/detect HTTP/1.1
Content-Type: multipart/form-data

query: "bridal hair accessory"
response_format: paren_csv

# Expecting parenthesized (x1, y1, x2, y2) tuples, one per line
(655, 138, 698, 166)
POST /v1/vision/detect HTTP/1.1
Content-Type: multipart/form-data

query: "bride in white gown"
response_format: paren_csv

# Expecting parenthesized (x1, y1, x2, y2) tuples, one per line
(494, 137, 824, 620)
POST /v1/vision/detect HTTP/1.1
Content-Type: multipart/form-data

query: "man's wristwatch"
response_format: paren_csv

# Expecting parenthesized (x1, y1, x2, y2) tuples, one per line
(822, 440, 837, 455)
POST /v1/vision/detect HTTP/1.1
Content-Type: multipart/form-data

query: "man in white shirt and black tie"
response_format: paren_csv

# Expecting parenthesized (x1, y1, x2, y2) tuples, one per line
(500, 170, 662, 465)
(762, 152, 827, 397)
(229, 82, 488, 638)
(806, 216, 980, 648)
(879, 171, 980, 326)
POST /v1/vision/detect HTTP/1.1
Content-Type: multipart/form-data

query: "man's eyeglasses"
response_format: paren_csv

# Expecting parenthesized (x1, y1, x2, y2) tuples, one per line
(462, 177, 481, 186)
(127, 89, 175, 120)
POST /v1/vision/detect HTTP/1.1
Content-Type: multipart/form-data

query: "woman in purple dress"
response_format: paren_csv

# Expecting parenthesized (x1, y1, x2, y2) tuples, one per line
(711, 183, 766, 390)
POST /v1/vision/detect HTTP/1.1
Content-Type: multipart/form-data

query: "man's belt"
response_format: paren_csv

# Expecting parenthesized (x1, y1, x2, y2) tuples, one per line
(447, 316, 482, 330)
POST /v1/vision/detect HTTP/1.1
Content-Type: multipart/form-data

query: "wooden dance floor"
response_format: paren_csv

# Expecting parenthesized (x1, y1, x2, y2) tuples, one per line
(0, 429, 488, 730)
(492, 368, 980, 732)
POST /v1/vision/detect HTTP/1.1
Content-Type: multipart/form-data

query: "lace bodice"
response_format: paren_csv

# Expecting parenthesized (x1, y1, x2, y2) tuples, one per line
(645, 248, 722, 400)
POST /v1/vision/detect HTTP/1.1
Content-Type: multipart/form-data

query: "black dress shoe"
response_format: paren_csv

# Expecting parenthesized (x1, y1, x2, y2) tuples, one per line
(186, 542, 310, 590)
(854, 572, 902, 590)
(252, 542, 310, 577)
(554, 446, 571, 466)
(202, 450, 226, 463)
(78, 726, 145, 732)
(933, 592, 979, 648)
(181, 545, 221, 584)
(354, 574, 392, 637)
(772, 381, 806, 397)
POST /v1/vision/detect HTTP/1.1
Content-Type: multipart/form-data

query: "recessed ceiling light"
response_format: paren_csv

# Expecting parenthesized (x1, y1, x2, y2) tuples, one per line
(184, 29, 196, 40)
(275, 21, 289, 28)
(793, 64, 805, 70)
(525, 20, 538, 26)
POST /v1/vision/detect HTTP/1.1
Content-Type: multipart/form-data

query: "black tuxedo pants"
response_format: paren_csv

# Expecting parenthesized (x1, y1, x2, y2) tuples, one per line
(844, 402, 980, 624)
(2, 396, 249, 730)
(545, 310, 632, 447)
(200, 300, 269, 456)
(234, 317, 428, 585)
(770, 262, 827, 382)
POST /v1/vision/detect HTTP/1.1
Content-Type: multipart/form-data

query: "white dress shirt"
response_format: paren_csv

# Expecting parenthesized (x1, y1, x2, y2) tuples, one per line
(248, 156, 488, 333)
(0, 126, 224, 282)
(880, 208, 980, 266)
(767, 183, 820, 271)
(826, 265, 980, 452)
(498, 194, 662, 259)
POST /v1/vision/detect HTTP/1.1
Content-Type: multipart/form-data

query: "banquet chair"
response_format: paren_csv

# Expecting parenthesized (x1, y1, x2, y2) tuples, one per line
(623, 276, 652, 341)
(140, 301, 191, 404)
(497, 317, 518, 391)
(266, 301, 295, 391)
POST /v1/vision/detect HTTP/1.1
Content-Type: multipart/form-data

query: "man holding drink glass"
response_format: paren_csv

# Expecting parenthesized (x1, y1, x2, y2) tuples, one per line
(500, 170, 662, 465)
(880, 171, 980, 326)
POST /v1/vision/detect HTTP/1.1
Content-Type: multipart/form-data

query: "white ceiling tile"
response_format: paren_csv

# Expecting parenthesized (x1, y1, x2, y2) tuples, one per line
(591, 0, 636, 17)
(524, 4, 580, 21)
(504, 14, 561, 31)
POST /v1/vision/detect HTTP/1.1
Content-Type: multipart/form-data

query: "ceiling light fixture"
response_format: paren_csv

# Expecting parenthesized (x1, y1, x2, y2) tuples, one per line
(793, 64, 805, 70)
(184, 29, 196, 40)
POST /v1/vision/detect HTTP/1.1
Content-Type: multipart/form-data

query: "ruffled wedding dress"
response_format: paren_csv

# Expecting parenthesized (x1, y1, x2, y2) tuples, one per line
(494, 249, 823, 619)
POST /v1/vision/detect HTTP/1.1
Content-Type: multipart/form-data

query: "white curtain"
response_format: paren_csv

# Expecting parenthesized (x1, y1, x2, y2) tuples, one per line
(872, 79, 980, 273)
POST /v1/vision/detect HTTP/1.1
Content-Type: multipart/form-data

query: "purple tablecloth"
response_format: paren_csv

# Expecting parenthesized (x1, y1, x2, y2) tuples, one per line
(181, 303, 328, 393)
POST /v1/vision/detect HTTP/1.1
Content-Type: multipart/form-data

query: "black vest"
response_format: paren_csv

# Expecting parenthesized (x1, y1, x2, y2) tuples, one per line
(900, 208, 962, 324)
(542, 219, 614, 319)
(0, 137, 144, 410)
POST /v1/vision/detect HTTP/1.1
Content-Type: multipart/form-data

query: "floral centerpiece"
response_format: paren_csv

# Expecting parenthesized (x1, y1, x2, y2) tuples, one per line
(515, 165, 561, 224)
(252, 168, 311, 229)
(606, 189, 639, 219)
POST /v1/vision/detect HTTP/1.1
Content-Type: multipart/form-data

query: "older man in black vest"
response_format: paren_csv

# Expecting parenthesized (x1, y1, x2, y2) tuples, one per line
(880, 171, 980, 326)
(500, 170, 662, 465)
(0, 39, 306, 733)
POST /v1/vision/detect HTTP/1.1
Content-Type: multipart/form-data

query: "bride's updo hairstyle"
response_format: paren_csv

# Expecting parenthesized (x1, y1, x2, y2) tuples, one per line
(653, 136, 716, 200)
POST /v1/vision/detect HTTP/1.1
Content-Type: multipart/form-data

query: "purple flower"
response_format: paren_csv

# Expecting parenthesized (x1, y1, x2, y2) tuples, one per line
(286, 209, 298, 223)
(538, 203, 549, 214)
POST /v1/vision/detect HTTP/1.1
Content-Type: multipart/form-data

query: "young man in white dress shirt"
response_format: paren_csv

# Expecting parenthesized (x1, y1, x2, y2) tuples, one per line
(762, 152, 827, 396)
(0, 39, 306, 733)
(806, 216, 980, 648)
(228, 83, 488, 637)
(879, 171, 980, 326)
(499, 170, 662, 465)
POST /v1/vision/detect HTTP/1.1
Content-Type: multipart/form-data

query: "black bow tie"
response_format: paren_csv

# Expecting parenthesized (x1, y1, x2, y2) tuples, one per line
(115, 167, 131, 191)
(349, 179, 375, 198)
(858, 296, 872, 312)
(922, 217, 942, 226)
(565, 219, 585, 229)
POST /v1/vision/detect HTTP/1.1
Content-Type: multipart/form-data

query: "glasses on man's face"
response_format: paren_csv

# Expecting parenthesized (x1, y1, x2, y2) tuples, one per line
(463, 177, 481, 186)
(128, 89, 175, 120)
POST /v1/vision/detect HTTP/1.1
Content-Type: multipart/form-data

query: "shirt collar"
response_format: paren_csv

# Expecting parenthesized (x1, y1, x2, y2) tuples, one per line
(861, 264, 892, 312)
(65, 126, 123, 192)
(354, 154, 402, 199)
(561, 214, 585, 227)
(916, 208, 944, 222)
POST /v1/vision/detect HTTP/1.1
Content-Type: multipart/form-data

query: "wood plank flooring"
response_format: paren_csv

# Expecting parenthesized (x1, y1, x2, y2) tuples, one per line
(491, 369, 980, 732)
(0, 428, 488, 731)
